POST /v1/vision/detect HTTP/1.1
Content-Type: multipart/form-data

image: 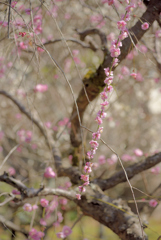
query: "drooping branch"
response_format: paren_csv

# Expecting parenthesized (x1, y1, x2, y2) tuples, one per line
(0, 90, 63, 169)
(94, 152, 161, 191)
(0, 215, 28, 237)
(70, 0, 161, 147)
(43, 38, 99, 52)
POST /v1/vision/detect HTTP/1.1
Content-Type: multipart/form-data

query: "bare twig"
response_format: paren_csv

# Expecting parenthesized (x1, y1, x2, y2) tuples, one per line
(76, 28, 109, 55)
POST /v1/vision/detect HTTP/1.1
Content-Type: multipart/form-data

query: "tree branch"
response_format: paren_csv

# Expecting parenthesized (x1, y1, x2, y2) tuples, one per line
(0, 215, 28, 237)
(94, 152, 161, 191)
(70, 0, 161, 147)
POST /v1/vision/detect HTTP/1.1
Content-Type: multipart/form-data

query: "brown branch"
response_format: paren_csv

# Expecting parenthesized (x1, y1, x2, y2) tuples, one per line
(43, 38, 98, 52)
(77, 190, 148, 240)
(0, 215, 28, 237)
(70, 0, 161, 147)
(76, 28, 109, 55)
(94, 152, 161, 191)
(0, 172, 148, 239)
(0, 172, 76, 202)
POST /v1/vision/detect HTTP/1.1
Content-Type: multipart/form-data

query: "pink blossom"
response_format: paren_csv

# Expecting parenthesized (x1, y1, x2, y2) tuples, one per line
(119, 31, 128, 40)
(45, 121, 52, 128)
(121, 66, 130, 75)
(23, 203, 33, 212)
(56, 232, 65, 238)
(19, 42, 28, 50)
(122, 154, 133, 162)
(83, 181, 90, 186)
(100, 91, 108, 101)
(84, 165, 92, 173)
(29, 228, 44, 240)
(59, 198, 68, 205)
(100, 101, 109, 109)
(104, 67, 112, 77)
(81, 174, 89, 181)
(107, 32, 115, 41)
(79, 186, 86, 192)
(64, 13, 71, 19)
(110, 47, 121, 58)
(76, 194, 81, 200)
(102, 0, 114, 5)
(65, 181, 72, 188)
(150, 166, 160, 174)
(104, 76, 113, 85)
(106, 85, 113, 92)
(139, 45, 147, 53)
(87, 150, 94, 159)
(155, 30, 161, 38)
(44, 167, 56, 178)
(136, 72, 143, 82)
(149, 199, 158, 207)
(141, 22, 149, 30)
(125, 4, 136, 12)
(112, 58, 119, 67)
(19, 32, 26, 37)
(154, 78, 160, 83)
(98, 155, 106, 165)
(15, 113, 22, 119)
(89, 140, 99, 149)
(97, 110, 107, 119)
(11, 1, 17, 8)
(95, 116, 103, 125)
(12, 189, 20, 195)
(117, 20, 127, 31)
(130, 72, 137, 79)
(32, 204, 38, 210)
(134, 148, 143, 157)
(62, 226, 72, 237)
(40, 218, 47, 226)
(57, 211, 63, 222)
(8, 167, 16, 176)
(107, 154, 117, 165)
(40, 198, 49, 208)
(53, 126, 58, 131)
(34, 84, 48, 92)
(25, 8, 31, 15)
(0, 21, 8, 27)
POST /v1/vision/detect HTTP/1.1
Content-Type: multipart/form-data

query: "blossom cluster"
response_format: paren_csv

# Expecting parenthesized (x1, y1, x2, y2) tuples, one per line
(76, 0, 151, 200)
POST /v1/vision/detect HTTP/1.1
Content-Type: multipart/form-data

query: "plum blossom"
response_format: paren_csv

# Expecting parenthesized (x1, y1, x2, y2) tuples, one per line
(76, 194, 81, 200)
(40, 218, 47, 226)
(8, 167, 16, 176)
(34, 84, 48, 92)
(40, 198, 49, 208)
(57, 226, 72, 239)
(44, 167, 56, 178)
(134, 148, 143, 156)
(150, 166, 160, 174)
(141, 22, 149, 30)
(98, 155, 106, 165)
(149, 199, 158, 207)
(155, 30, 161, 38)
(29, 228, 44, 240)
(23, 203, 33, 212)
(117, 20, 127, 31)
